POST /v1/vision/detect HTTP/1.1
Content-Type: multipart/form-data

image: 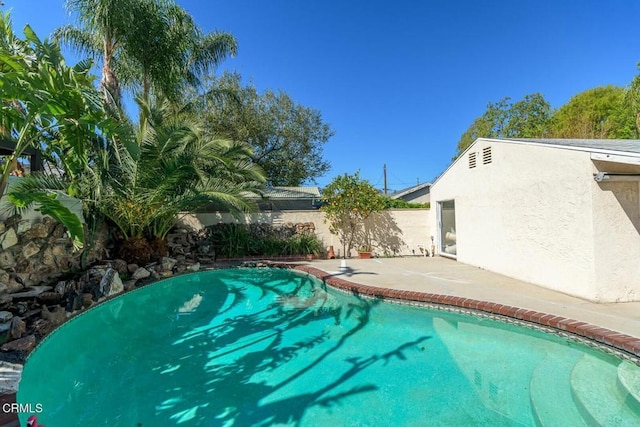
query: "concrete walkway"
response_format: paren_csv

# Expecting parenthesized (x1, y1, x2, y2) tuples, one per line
(308, 257, 640, 338)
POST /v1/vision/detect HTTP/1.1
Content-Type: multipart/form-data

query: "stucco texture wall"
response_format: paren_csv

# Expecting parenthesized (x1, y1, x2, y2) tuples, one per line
(431, 140, 600, 301)
(591, 160, 640, 301)
(186, 209, 430, 258)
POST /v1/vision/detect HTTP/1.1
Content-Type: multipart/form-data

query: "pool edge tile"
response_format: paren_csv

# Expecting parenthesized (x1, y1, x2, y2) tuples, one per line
(295, 264, 640, 359)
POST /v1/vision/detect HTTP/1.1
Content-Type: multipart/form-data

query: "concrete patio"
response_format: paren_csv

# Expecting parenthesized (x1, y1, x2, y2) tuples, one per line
(307, 256, 640, 338)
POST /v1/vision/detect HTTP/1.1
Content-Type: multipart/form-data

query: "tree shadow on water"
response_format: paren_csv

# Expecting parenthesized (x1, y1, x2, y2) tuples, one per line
(139, 270, 431, 426)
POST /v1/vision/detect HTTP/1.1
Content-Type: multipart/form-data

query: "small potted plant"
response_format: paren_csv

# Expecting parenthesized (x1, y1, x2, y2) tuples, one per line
(358, 245, 373, 259)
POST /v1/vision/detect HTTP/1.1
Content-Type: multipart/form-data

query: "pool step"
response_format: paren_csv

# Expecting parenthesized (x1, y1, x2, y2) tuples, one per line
(529, 354, 587, 427)
(570, 354, 640, 427)
(617, 361, 640, 414)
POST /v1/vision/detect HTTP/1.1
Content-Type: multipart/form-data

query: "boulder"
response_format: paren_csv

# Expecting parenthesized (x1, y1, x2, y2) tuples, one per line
(8, 316, 25, 340)
(0, 361, 23, 394)
(31, 318, 52, 336)
(10, 286, 52, 299)
(82, 293, 94, 308)
(21, 241, 40, 259)
(123, 279, 137, 292)
(132, 267, 151, 280)
(51, 243, 69, 257)
(41, 305, 66, 327)
(0, 311, 13, 323)
(0, 271, 23, 294)
(0, 228, 18, 250)
(24, 222, 49, 239)
(109, 259, 128, 275)
(16, 220, 31, 234)
(41, 247, 55, 266)
(1, 335, 36, 352)
(99, 268, 124, 297)
(0, 250, 16, 269)
(50, 223, 67, 239)
(161, 257, 177, 272)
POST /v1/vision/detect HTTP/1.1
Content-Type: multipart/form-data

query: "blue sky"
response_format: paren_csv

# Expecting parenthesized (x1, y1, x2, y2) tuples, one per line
(5, 1, 640, 191)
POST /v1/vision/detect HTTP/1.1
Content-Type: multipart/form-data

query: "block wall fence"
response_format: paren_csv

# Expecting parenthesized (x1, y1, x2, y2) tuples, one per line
(183, 209, 431, 258)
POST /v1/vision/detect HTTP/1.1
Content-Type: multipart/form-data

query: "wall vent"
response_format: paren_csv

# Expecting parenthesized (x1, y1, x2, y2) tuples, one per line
(482, 146, 492, 164)
(468, 152, 477, 168)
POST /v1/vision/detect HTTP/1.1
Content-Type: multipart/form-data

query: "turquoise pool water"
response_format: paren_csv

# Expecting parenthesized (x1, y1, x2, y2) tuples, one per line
(18, 268, 640, 426)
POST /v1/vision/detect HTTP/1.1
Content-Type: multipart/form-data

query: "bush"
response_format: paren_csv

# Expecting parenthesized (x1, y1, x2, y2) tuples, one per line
(381, 197, 430, 209)
(207, 223, 323, 257)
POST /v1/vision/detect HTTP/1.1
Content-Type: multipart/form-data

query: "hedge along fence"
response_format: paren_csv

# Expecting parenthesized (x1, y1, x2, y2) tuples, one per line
(183, 209, 431, 258)
(205, 223, 324, 258)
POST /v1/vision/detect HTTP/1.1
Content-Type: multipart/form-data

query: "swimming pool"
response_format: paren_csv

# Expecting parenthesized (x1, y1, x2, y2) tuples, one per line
(18, 268, 640, 426)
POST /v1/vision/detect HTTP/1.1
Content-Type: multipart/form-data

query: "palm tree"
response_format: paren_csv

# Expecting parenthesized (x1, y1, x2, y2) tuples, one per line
(98, 95, 265, 263)
(54, 0, 135, 109)
(55, 0, 237, 109)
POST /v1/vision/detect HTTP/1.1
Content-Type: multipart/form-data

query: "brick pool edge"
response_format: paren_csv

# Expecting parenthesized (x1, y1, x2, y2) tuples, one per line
(292, 264, 640, 360)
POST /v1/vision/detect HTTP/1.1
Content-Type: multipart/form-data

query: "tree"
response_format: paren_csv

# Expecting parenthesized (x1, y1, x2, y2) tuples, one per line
(503, 94, 553, 138)
(455, 93, 551, 158)
(194, 72, 333, 186)
(549, 85, 637, 139)
(321, 172, 385, 258)
(97, 95, 265, 263)
(624, 67, 640, 133)
(55, 0, 237, 108)
(0, 12, 112, 248)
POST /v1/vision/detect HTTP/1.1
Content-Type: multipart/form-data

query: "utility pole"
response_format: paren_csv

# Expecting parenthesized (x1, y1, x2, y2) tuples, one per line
(383, 164, 388, 195)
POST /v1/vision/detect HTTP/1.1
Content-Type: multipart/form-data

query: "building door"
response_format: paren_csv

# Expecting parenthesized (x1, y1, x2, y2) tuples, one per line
(438, 200, 457, 257)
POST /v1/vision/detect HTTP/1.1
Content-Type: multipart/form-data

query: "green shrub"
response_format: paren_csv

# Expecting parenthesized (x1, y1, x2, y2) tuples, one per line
(381, 197, 429, 209)
(208, 223, 323, 257)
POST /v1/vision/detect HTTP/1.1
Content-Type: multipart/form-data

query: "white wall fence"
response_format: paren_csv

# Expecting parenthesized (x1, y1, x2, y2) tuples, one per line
(183, 209, 432, 258)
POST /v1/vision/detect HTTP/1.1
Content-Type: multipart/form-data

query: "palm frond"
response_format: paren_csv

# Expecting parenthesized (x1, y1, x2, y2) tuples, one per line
(52, 25, 101, 60)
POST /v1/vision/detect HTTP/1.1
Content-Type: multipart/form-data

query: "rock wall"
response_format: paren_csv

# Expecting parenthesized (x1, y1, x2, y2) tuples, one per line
(0, 219, 320, 363)
(0, 218, 208, 362)
(1, 215, 84, 292)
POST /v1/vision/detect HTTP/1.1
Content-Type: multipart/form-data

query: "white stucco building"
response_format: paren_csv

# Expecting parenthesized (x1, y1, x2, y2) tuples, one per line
(430, 138, 640, 302)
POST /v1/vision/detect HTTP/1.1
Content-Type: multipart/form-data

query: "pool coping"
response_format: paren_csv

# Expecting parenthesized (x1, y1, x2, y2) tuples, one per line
(291, 264, 640, 361)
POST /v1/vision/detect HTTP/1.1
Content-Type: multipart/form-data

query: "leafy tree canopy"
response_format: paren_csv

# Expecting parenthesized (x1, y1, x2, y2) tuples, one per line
(0, 12, 116, 248)
(321, 172, 385, 257)
(455, 93, 551, 158)
(549, 85, 637, 139)
(193, 72, 333, 186)
(56, 0, 237, 108)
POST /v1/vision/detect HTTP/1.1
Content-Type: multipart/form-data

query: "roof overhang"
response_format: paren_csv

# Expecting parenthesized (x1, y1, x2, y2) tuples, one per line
(590, 152, 640, 166)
